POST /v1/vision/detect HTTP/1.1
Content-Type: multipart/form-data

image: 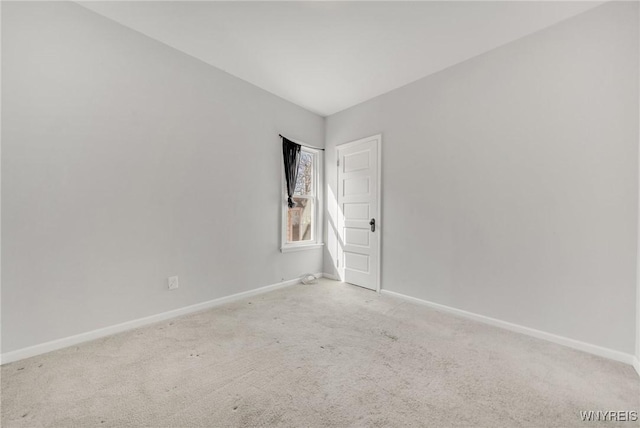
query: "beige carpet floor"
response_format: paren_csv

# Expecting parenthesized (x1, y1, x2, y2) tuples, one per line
(1, 279, 638, 427)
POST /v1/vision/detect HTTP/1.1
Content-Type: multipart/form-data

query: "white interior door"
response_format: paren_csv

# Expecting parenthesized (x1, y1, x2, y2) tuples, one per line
(337, 135, 381, 291)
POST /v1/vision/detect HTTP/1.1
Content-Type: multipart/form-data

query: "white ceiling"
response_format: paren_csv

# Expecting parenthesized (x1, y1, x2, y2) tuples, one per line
(78, 1, 604, 116)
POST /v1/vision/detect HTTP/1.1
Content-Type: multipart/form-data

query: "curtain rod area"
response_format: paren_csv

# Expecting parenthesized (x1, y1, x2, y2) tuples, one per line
(279, 134, 325, 151)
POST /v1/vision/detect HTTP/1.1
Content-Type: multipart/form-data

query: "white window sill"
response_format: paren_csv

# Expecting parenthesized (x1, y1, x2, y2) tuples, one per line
(280, 243, 324, 253)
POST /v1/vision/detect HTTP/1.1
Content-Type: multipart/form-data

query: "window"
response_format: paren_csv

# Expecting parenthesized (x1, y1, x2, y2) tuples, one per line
(281, 147, 322, 252)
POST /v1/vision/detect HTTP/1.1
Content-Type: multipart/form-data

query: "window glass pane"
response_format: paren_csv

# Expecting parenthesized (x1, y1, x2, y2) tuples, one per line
(294, 152, 314, 196)
(287, 197, 313, 242)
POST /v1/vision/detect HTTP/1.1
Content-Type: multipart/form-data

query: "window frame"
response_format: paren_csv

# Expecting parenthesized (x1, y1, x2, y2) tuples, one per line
(281, 145, 323, 253)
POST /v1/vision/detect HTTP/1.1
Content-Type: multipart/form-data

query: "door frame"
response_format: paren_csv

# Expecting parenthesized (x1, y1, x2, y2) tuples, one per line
(336, 134, 382, 293)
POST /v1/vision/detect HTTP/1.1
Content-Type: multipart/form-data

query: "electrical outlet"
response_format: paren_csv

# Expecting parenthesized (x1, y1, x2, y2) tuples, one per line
(168, 276, 179, 290)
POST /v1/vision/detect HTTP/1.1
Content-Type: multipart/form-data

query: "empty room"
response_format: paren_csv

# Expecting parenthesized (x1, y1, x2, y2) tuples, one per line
(1, 0, 639, 427)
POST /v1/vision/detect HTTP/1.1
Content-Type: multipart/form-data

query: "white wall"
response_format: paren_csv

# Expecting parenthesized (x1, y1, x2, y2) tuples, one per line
(637, 0, 640, 371)
(325, 2, 639, 355)
(1, 2, 324, 354)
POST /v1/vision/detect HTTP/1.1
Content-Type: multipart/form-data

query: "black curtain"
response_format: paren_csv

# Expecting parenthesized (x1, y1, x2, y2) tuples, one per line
(282, 136, 301, 208)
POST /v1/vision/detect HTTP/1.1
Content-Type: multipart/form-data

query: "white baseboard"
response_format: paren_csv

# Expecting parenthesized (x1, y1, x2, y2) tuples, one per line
(1, 275, 315, 365)
(380, 289, 637, 368)
(6, 276, 633, 373)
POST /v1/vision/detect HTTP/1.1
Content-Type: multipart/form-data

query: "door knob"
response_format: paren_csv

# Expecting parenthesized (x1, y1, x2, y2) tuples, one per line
(369, 218, 376, 232)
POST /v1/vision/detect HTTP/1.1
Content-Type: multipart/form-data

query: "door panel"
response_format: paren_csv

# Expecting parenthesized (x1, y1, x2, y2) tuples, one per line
(344, 228, 369, 247)
(345, 252, 369, 272)
(343, 177, 370, 196)
(343, 203, 369, 220)
(343, 150, 370, 173)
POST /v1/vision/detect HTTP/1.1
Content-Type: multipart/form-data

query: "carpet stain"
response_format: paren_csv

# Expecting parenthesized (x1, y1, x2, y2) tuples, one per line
(381, 330, 398, 341)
